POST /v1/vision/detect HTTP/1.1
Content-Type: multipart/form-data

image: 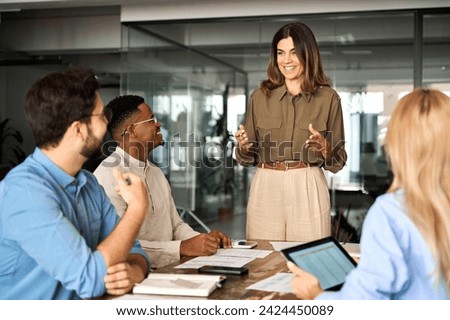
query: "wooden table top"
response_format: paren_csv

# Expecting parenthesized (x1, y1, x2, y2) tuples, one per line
(148, 239, 297, 300)
(104, 240, 359, 300)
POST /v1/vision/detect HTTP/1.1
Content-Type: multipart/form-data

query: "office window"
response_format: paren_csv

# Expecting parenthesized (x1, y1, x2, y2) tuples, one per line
(121, 9, 449, 231)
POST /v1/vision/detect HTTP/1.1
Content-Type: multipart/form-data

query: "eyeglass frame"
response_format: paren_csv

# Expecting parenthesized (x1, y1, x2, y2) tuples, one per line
(79, 107, 112, 124)
(121, 116, 158, 137)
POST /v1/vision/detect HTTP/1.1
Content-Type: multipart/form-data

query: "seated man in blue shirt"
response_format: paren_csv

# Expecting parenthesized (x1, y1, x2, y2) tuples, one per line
(0, 67, 150, 299)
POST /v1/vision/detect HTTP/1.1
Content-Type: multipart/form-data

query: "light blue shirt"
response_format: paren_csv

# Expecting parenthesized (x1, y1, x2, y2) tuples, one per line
(0, 148, 150, 299)
(317, 191, 448, 300)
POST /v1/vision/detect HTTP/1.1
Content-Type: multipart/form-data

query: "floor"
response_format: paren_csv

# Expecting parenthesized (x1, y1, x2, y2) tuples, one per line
(183, 187, 248, 240)
(180, 165, 251, 240)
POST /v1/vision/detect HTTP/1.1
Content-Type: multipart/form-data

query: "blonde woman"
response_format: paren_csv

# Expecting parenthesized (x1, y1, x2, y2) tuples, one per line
(288, 88, 450, 299)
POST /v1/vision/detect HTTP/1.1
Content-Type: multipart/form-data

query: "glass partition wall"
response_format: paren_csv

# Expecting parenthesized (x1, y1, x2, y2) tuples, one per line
(121, 24, 248, 224)
(121, 9, 450, 235)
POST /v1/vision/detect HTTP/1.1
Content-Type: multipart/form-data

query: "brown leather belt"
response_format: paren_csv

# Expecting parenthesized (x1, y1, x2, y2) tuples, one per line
(257, 161, 317, 171)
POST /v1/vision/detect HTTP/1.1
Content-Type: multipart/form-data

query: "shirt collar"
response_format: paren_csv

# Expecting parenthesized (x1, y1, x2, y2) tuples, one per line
(275, 85, 313, 103)
(33, 148, 86, 189)
(114, 146, 148, 171)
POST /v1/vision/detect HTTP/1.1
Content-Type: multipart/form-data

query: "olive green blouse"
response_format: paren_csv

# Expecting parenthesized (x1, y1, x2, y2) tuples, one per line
(235, 85, 347, 173)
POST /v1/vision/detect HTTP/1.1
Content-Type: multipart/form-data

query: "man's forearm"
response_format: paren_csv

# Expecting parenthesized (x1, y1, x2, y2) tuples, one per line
(128, 254, 148, 282)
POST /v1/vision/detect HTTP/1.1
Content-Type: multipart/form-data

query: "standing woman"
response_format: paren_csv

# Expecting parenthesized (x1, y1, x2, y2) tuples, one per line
(235, 22, 347, 241)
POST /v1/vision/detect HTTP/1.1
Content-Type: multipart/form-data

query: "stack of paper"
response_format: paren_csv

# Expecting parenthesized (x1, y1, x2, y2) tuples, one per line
(133, 273, 224, 297)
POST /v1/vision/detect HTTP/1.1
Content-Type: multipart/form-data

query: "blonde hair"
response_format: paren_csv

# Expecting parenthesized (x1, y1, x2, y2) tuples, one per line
(385, 88, 450, 293)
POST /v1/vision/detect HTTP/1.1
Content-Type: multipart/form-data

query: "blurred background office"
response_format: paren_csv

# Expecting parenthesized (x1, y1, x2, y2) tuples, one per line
(1, 0, 449, 240)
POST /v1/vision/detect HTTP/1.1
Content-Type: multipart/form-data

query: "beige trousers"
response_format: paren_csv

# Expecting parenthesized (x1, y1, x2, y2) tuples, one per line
(246, 166, 331, 241)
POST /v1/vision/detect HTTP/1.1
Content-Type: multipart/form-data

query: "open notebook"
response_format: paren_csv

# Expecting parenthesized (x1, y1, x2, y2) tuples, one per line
(133, 273, 225, 297)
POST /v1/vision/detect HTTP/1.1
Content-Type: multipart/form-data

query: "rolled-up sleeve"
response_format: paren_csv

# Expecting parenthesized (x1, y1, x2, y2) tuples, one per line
(96, 178, 151, 276)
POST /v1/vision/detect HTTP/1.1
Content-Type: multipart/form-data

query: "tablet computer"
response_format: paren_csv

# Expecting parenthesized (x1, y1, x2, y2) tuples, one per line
(281, 236, 357, 291)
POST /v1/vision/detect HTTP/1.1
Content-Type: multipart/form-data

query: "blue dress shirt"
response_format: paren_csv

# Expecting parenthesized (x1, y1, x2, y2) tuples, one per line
(0, 148, 150, 299)
(317, 191, 448, 299)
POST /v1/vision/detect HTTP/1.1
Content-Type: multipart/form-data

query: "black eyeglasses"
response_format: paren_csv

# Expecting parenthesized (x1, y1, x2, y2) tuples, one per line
(121, 116, 158, 137)
(80, 108, 112, 124)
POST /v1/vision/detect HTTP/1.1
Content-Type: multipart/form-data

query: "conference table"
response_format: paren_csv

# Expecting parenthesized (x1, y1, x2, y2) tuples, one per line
(110, 239, 359, 300)
(152, 240, 294, 300)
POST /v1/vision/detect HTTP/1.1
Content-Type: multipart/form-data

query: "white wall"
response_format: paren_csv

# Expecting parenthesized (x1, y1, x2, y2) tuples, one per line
(0, 14, 121, 52)
(121, 0, 450, 22)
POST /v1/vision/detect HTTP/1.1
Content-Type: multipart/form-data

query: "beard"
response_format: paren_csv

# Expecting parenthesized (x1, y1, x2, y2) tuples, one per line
(80, 126, 104, 159)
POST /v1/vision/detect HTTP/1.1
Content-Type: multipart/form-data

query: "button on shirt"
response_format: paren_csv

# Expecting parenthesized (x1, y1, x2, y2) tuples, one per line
(0, 148, 150, 299)
(236, 86, 347, 173)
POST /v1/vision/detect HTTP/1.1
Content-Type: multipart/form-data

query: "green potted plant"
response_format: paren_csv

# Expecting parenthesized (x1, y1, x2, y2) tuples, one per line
(0, 115, 26, 180)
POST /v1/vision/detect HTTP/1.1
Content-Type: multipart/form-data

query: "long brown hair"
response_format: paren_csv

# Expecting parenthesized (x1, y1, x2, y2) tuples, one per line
(386, 88, 450, 293)
(260, 22, 330, 95)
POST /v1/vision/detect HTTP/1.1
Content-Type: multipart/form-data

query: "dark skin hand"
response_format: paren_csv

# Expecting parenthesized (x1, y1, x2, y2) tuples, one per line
(180, 230, 232, 257)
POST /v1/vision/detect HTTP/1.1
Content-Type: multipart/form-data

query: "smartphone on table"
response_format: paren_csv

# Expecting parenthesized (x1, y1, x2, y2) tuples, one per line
(198, 265, 249, 275)
(232, 240, 257, 249)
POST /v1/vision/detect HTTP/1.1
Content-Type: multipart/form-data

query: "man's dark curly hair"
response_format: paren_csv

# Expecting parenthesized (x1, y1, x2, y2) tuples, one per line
(105, 95, 145, 137)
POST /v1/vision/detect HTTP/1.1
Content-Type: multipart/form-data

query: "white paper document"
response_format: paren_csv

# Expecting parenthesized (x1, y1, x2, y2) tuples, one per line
(215, 248, 272, 259)
(270, 241, 302, 251)
(246, 273, 294, 293)
(341, 242, 361, 258)
(175, 255, 254, 269)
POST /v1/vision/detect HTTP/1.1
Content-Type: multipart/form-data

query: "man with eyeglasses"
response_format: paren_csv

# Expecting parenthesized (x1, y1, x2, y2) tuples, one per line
(0, 68, 150, 299)
(94, 95, 232, 269)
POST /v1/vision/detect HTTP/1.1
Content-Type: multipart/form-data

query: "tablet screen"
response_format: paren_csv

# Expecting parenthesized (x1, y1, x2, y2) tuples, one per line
(281, 237, 357, 291)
